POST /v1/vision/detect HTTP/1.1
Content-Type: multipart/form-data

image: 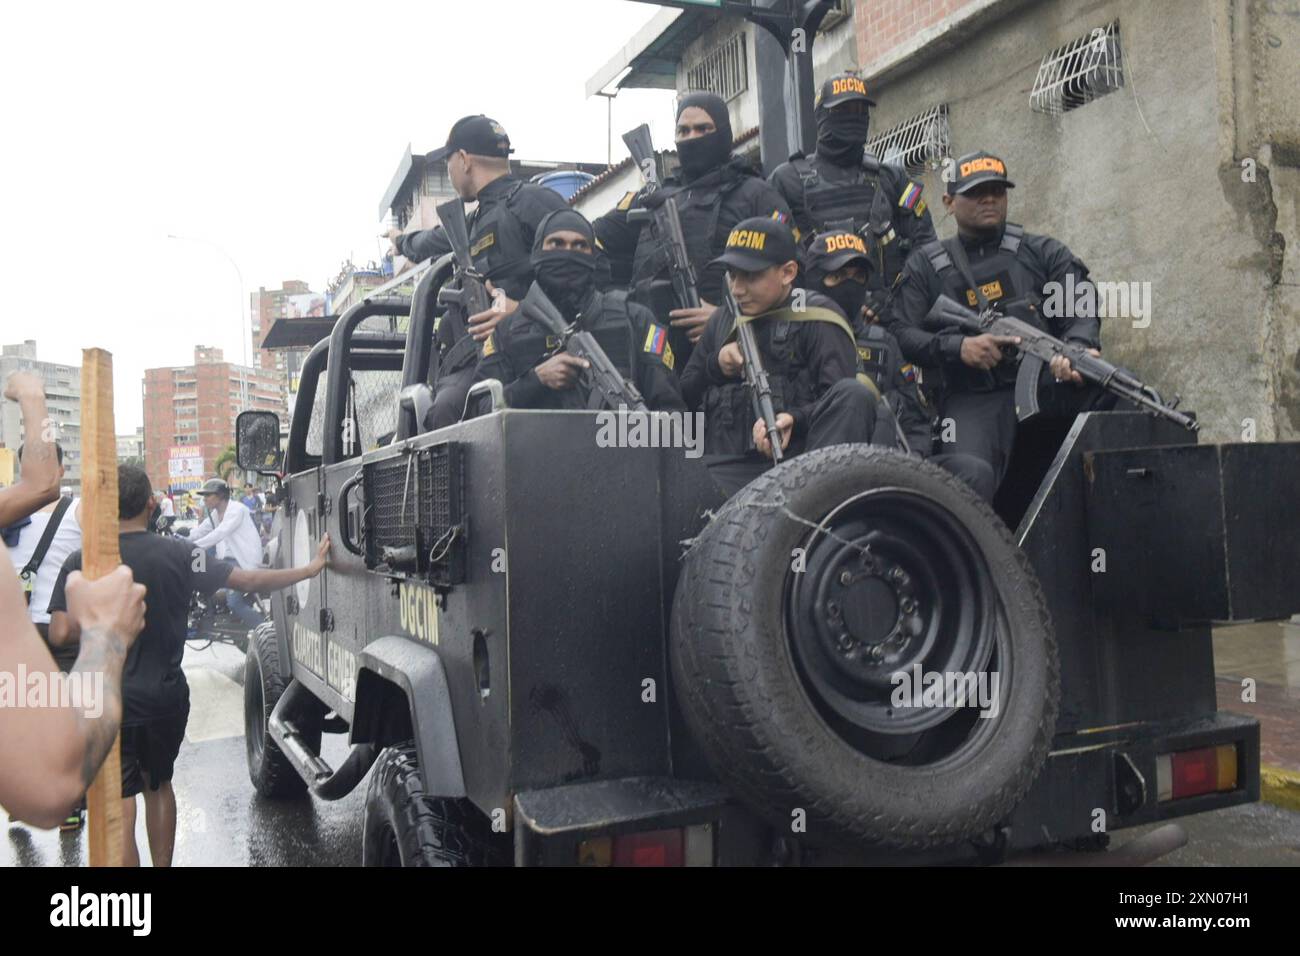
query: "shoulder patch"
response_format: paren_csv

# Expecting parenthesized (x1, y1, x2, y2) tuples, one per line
(470, 232, 495, 257)
(914, 198, 927, 218)
(643, 323, 672, 369)
(616, 191, 636, 212)
(898, 181, 924, 211)
(481, 332, 496, 357)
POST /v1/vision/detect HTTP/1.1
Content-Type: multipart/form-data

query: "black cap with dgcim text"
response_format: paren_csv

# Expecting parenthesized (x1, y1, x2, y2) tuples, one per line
(709, 216, 800, 273)
(947, 150, 1016, 195)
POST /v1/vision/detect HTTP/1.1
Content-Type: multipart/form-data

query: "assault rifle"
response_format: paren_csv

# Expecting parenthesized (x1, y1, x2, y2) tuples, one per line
(622, 124, 701, 311)
(520, 283, 648, 414)
(723, 287, 784, 464)
(925, 294, 1198, 430)
(435, 198, 493, 320)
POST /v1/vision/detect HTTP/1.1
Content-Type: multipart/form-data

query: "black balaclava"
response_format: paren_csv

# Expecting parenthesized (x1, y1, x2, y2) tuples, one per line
(530, 209, 598, 317)
(816, 103, 870, 167)
(814, 269, 868, 322)
(675, 92, 733, 182)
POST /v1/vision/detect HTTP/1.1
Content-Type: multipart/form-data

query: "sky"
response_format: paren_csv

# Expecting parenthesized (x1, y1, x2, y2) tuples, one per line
(0, 0, 678, 433)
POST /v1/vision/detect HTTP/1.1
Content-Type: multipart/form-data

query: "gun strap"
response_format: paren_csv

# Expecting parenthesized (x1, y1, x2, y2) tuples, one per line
(21, 495, 72, 580)
(732, 305, 857, 349)
(943, 237, 990, 312)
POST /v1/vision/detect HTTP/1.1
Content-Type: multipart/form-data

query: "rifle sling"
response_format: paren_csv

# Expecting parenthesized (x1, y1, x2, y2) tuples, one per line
(729, 306, 882, 400)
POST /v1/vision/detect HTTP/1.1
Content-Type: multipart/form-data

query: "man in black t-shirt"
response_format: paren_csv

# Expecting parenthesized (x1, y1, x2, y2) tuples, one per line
(47, 465, 329, 867)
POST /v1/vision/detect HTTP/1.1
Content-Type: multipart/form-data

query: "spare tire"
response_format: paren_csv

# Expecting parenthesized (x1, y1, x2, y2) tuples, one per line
(670, 444, 1058, 851)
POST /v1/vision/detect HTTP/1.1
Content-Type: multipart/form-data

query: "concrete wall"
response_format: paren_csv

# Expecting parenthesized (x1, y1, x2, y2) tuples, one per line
(862, 0, 1298, 442)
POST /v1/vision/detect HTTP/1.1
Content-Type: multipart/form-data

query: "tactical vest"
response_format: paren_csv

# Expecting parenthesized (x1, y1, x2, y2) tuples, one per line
(629, 173, 747, 367)
(437, 181, 538, 381)
(920, 223, 1045, 391)
(793, 152, 909, 289)
(468, 180, 537, 299)
(509, 289, 639, 411)
(702, 304, 853, 457)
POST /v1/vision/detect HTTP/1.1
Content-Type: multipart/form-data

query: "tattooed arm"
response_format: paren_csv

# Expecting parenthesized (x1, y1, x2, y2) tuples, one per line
(0, 546, 143, 828)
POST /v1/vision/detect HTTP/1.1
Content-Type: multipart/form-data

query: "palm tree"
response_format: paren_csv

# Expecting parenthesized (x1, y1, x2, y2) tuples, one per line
(214, 444, 239, 483)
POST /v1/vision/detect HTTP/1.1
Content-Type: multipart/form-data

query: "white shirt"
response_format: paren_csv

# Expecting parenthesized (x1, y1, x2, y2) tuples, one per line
(191, 500, 263, 570)
(9, 498, 83, 625)
(159, 496, 175, 517)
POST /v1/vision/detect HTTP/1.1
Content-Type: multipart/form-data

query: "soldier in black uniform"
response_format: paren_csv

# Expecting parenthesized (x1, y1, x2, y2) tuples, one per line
(385, 115, 569, 428)
(804, 229, 996, 501)
(768, 73, 936, 317)
(680, 217, 876, 498)
(883, 152, 1105, 490)
(594, 92, 794, 370)
(474, 210, 684, 413)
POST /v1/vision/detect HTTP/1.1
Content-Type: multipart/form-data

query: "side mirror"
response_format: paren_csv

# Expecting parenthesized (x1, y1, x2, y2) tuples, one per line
(237, 410, 283, 474)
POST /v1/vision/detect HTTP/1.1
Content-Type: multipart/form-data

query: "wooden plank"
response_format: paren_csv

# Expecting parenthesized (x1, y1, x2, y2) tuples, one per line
(81, 348, 124, 867)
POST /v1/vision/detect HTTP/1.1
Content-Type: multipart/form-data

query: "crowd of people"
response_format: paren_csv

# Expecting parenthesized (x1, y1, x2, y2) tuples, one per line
(0, 371, 323, 864)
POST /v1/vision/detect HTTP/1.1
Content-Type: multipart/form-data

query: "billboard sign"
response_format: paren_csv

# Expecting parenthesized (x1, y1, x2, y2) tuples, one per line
(168, 445, 205, 490)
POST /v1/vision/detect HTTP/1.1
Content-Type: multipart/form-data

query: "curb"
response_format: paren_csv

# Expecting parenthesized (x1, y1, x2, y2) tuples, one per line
(1261, 765, 1300, 813)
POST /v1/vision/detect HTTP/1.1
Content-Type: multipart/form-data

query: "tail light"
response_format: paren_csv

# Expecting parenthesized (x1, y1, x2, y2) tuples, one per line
(1156, 744, 1238, 801)
(578, 824, 714, 866)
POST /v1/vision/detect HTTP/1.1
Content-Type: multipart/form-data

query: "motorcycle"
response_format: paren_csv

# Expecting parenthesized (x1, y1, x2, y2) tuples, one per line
(166, 525, 265, 654)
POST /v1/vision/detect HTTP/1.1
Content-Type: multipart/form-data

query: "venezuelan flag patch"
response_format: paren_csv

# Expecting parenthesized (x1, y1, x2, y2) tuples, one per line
(898, 181, 923, 211)
(644, 323, 668, 357)
(901, 363, 918, 382)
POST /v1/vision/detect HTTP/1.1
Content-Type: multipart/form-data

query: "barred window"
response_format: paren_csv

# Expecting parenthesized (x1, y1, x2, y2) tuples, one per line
(1030, 20, 1124, 115)
(687, 32, 748, 102)
(867, 104, 950, 177)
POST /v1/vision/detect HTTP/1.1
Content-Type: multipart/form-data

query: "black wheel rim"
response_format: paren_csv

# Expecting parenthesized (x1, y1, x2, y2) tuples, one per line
(785, 486, 1009, 766)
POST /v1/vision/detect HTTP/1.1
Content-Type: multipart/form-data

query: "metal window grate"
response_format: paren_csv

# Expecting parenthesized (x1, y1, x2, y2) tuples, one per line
(867, 104, 950, 177)
(687, 32, 748, 103)
(1030, 21, 1124, 115)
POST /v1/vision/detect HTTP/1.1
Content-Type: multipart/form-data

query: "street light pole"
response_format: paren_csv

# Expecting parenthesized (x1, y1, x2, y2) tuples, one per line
(167, 233, 249, 368)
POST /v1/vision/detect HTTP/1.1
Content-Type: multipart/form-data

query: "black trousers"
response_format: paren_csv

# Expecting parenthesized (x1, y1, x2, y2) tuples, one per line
(930, 452, 997, 502)
(706, 379, 878, 498)
(936, 389, 1020, 490)
(429, 366, 476, 431)
(939, 380, 1114, 492)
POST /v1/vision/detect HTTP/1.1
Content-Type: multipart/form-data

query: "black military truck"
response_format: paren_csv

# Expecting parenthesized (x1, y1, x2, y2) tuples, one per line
(233, 255, 1298, 866)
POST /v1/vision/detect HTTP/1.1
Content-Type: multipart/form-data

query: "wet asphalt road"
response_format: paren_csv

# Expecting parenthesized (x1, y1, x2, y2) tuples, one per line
(5, 640, 364, 868)
(4, 639, 1300, 867)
